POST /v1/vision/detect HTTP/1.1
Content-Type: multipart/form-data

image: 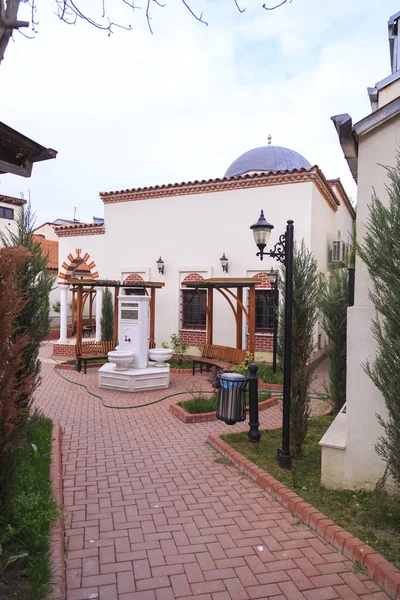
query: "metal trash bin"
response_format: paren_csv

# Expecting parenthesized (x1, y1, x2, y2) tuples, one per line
(217, 373, 248, 425)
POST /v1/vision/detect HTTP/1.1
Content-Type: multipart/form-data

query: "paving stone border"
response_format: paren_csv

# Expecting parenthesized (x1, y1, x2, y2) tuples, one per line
(207, 434, 400, 600)
(50, 421, 66, 600)
(170, 396, 280, 423)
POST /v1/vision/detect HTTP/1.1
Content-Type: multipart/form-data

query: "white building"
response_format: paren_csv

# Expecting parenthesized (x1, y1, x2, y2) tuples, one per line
(0, 194, 26, 240)
(54, 143, 355, 359)
(321, 12, 400, 491)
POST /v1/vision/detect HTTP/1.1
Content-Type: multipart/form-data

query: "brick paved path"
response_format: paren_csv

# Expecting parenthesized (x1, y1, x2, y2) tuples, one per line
(34, 346, 389, 600)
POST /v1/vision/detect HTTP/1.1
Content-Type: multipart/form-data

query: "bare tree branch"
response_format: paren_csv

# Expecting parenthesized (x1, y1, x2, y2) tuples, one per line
(262, 0, 291, 10)
(0, 0, 293, 66)
(233, 0, 246, 14)
(180, 0, 208, 26)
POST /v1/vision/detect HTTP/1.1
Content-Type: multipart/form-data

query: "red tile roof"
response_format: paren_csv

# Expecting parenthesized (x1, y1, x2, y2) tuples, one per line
(32, 235, 90, 272)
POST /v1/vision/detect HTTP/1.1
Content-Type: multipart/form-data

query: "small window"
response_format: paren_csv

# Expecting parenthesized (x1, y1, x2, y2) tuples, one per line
(255, 289, 277, 331)
(182, 289, 207, 329)
(0, 206, 14, 220)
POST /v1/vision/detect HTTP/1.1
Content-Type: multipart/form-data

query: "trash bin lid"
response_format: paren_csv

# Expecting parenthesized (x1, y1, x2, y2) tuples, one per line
(218, 373, 247, 381)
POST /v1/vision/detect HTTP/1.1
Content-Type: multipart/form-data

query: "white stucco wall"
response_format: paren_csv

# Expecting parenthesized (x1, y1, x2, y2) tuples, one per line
(103, 183, 315, 349)
(0, 201, 22, 241)
(342, 114, 400, 490)
(34, 223, 59, 241)
(57, 178, 352, 355)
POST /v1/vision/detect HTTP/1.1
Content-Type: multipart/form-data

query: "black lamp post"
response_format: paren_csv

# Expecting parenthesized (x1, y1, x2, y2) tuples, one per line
(250, 211, 294, 470)
(267, 267, 279, 374)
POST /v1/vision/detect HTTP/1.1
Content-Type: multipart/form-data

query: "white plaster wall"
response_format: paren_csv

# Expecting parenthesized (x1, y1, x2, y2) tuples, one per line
(57, 180, 352, 353)
(310, 186, 355, 350)
(0, 202, 22, 241)
(34, 223, 58, 241)
(102, 183, 315, 349)
(57, 233, 107, 279)
(344, 114, 400, 490)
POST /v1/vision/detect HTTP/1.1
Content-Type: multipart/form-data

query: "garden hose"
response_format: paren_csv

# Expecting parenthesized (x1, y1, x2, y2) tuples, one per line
(54, 368, 330, 411)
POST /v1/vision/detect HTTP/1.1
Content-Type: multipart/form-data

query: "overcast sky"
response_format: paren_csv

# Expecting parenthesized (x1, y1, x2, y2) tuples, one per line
(0, 0, 398, 225)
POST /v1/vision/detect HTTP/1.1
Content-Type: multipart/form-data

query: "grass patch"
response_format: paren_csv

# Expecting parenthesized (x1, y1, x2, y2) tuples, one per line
(178, 392, 272, 414)
(221, 414, 400, 569)
(0, 414, 58, 600)
(64, 357, 106, 365)
(167, 359, 193, 369)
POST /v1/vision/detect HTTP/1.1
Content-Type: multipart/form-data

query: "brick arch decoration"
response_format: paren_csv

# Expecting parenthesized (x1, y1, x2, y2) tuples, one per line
(124, 273, 144, 284)
(182, 273, 205, 284)
(58, 248, 99, 284)
(253, 272, 272, 289)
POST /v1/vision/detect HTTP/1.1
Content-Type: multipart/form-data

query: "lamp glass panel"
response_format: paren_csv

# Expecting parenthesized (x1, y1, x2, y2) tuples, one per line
(253, 227, 271, 247)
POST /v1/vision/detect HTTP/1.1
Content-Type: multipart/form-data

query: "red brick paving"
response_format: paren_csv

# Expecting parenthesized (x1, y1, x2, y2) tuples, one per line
(34, 346, 390, 599)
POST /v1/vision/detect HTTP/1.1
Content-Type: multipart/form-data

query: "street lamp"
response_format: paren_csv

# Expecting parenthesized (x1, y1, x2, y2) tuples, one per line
(250, 212, 294, 470)
(267, 267, 279, 374)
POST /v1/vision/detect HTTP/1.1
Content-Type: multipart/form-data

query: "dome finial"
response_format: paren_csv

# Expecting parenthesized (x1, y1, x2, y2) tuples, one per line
(267, 134, 272, 145)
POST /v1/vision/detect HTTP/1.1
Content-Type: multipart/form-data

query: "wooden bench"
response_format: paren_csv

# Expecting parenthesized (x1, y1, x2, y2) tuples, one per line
(76, 340, 117, 374)
(192, 344, 247, 375)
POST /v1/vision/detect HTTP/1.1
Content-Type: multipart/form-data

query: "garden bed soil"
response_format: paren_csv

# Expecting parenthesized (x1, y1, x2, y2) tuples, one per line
(169, 395, 279, 423)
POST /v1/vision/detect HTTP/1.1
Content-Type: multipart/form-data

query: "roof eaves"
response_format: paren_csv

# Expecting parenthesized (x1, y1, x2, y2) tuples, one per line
(353, 96, 400, 137)
(99, 166, 317, 199)
(331, 114, 359, 183)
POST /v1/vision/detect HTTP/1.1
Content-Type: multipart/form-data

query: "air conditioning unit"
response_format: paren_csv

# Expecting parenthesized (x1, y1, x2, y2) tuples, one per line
(331, 240, 346, 264)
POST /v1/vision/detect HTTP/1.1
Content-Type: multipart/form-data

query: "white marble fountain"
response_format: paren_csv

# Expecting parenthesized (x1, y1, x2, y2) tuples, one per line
(98, 292, 171, 392)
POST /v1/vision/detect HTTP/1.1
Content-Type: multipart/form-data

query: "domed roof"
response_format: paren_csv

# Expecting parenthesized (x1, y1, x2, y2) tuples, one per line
(225, 145, 311, 178)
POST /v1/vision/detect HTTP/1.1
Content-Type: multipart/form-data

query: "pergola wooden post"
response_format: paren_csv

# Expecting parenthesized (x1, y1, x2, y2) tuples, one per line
(248, 285, 256, 356)
(150, 288, 156, 348)
(76, 285, 83, 348)
(71, 289, 75, 335)
(206, 287, 213, 345)
(236, 287, 243, 350)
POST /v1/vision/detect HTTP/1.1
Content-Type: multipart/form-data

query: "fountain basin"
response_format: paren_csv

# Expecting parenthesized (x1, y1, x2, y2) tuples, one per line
(148, 348, 173, 367)
(108, 350, 134, 371)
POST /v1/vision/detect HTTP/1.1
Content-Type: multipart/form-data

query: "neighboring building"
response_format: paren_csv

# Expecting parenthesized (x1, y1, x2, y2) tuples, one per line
(54, 142, 355, 357)
(0, 194, 26, 239)
(322, 11, 400, 491)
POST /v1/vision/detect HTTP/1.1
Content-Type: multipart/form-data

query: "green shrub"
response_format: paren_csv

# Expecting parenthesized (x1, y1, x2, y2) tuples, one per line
(101, 287, 114, 341)
(232, 361, 283, 384)
(318, 268, 348, 414)
(278, 241, 319, 456)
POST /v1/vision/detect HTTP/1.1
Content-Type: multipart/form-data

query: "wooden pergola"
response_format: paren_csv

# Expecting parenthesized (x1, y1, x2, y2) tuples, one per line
(71, 279, 165, 348)
(181, 277, 258, 355)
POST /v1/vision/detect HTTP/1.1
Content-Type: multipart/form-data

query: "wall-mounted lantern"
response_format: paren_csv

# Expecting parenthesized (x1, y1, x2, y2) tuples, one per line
(156, 257, 164, 275)
(220, 253, 229, 273)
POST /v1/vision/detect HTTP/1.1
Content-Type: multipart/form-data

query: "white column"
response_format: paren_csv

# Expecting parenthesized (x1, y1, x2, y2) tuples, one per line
(95, 287, 103, 342)
(58, 285, 69, 343)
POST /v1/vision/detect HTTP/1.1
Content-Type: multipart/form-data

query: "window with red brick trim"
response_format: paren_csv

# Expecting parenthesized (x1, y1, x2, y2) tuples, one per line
(181, 289, 207, 330)
(255, 289, 277, 331)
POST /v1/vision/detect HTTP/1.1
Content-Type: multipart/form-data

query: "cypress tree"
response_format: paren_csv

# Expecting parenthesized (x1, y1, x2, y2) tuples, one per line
(101, 288, 114, 341)
(358, 153, 400, 489)
(0, 203, 54, 404)
(278, 241, 319, 456)
(318, 268, 348, 414)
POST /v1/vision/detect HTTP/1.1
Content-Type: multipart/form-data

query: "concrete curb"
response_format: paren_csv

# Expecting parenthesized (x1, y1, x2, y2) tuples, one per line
(169, 396, 280, 423)
(206, 434, 400, 600)
(50, 421, 66, 600)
